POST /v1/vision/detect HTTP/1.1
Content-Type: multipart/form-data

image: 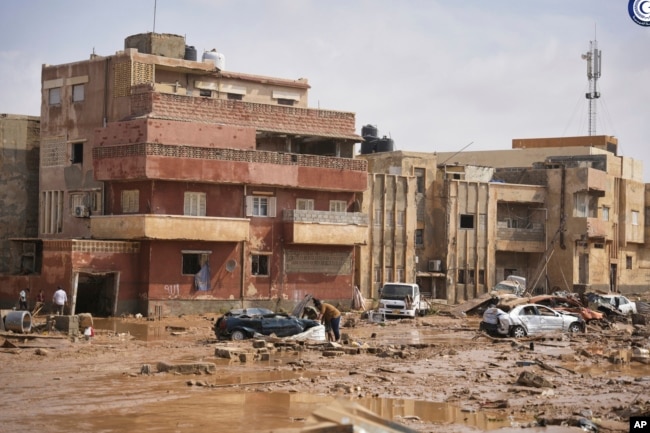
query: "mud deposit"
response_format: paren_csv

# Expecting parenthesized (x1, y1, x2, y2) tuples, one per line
(1, 313, 648, 432)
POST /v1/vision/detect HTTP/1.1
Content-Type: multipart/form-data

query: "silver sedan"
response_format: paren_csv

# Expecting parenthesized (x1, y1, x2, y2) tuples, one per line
(482, 303, 585, 338)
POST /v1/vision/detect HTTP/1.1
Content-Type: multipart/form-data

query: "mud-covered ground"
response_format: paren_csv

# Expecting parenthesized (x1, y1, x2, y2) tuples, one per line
(1, 310, 649, 433)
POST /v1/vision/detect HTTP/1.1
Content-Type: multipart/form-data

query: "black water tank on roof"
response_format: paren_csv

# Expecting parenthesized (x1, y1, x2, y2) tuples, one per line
(361, 124, 378, 139)
(375, 137, 394, 153)
(361, 139, 377, 154)
(184, 45, 197, 61)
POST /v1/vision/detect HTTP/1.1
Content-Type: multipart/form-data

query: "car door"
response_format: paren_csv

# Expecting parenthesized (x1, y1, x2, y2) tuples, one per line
(535, 305, 564, 331)
(517, 306, 541, 334)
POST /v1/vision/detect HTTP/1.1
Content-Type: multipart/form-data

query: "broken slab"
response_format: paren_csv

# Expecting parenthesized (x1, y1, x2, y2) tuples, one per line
(156, 361, 216, 374)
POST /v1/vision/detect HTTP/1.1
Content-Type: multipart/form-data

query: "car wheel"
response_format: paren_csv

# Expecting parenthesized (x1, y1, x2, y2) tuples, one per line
(510, 326, 526, 338)
(568, 322, 582, 333)
(231, 330, 246, 341)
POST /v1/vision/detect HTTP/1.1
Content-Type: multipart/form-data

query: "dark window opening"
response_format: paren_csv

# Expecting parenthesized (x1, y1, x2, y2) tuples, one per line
(71, 142, 83, 164)
(458, 269, 466, 284)
(277, 98, 294, 106)
(252, 255, 269, 276)
(460, 214, 475, 229)
(227, 93, 243, 100)
(478, 269, 485, 284)
(467, 270, 475, 284)
(626, 256, 632, 270)
(415, 229, 423, 246)
(199, 89, 212, 97)
(453, 173, 461, 180)
(182, 253, 203, 275)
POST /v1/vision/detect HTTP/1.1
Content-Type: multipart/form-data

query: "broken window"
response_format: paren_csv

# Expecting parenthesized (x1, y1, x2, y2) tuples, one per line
(460, 214, 474, 229)
(182, 251, 209, 275)
(252, 254, 269, 276)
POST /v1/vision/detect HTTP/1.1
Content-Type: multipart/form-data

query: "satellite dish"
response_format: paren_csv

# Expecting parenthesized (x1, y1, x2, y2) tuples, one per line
(225, 260, 237, 272)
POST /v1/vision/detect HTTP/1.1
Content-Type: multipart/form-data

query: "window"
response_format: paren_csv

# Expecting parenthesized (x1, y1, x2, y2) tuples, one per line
(71, 142, 83, 164)
(374, 267, 381, 283)
(49, 88, 61, 105)
(574, 192, 597, 218)
(632, 210, 639, 226)
(121, 190, 139, 213)
(397, 210, 405, 227)
(182, 251, 209, 275)
(374, 208, 382, 226)
(415, 229, 423, 246)
(40, 190, 64, 235)
(199, 89, 212, 97)
(297, 198, 314, 210)
(602, 206, 610, 222)
(329, 200, 347, 212)
(246, 196, 276, 217)
(460, 214, 475, 229)
(626, 256, 632, 270)
(385, 267, 393, 282)
(458, 269, 466, 284)
(396, 268, 404, 282)
(252, 254, 269, 276)
(467, 270, 475, 284)
(72, 84, 85, 102)
(184, 192, 206, 216)
(277, 98, 294, 106)
(385, 211, 394, 226)
(227, 93, 243, 100)
(414, 168, 425, 194)
(478, 269, 485, 284)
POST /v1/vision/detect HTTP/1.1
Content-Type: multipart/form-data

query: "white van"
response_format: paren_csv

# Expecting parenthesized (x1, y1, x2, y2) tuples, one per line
(378, 283, 426, 318)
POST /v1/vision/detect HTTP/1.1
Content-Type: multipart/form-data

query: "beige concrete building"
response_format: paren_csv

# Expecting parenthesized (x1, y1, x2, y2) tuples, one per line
(358, 135, 649, 304)
(0, 114, 40, 274)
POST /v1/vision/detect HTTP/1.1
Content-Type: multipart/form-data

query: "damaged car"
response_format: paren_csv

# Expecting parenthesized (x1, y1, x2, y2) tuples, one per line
(214, 308, 321, 340)
(481, 303, 585, 338)
(530, 295, 604, 322)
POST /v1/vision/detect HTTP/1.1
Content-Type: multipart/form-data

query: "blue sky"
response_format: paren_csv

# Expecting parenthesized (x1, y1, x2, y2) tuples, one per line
(1, 1, 649, 179)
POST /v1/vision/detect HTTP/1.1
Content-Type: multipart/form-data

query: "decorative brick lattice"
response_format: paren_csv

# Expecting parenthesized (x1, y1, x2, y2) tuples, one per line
(284, 250, 352, 274)
(113, 61, 132, 98)
(72, 240, 140, 254)
(92, 143, 367, 172)
(40, 136, 66, 167)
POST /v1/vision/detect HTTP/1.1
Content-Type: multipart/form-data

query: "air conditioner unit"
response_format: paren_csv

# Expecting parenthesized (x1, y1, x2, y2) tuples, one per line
(428, 260, 442, 272)
(74, 205, 90, 218)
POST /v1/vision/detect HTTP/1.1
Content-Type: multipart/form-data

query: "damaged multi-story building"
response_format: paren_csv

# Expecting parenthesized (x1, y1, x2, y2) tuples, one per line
(358, 134, 648, 304)
(1, 32, 368, 316)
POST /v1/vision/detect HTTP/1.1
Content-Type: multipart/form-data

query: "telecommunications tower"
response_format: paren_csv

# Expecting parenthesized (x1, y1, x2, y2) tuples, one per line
(581, 40, 602, 136)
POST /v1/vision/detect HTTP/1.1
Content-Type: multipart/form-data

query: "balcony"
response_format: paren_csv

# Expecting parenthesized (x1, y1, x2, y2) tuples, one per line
(572, 167, 607, 196)
(282, 210, 368, 245)
(495, 226, 546, 253)
(90, 214, 249, 242)
(93, 143, 368, 192)
(573, 217, 611, 240)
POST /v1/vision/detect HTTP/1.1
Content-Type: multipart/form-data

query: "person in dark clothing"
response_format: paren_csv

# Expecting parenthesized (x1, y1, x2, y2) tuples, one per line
(312, 298, 342, 342)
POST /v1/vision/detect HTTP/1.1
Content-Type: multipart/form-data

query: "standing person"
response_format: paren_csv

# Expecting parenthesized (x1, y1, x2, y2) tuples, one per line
(52, 286, 68, 315)
(312, 298, 342, 343)
(18, 288, 30, 310)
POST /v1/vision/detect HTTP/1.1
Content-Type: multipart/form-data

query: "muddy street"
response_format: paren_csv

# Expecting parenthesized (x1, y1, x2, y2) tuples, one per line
(1, 312, 648, 433)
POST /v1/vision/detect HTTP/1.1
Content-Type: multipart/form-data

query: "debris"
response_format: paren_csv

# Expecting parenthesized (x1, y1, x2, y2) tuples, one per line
(156, 361, 216, 375)
(515, 371, 554, 388)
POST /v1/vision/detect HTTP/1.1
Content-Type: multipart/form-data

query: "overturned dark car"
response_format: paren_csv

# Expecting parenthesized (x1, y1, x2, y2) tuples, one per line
(214, 308, 321, 340)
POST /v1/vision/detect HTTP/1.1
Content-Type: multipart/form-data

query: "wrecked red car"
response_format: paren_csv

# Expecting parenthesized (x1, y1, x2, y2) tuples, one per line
(530, 295, 604, 322)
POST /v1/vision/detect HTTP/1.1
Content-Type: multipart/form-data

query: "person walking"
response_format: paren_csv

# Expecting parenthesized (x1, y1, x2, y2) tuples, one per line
(18, 288, 30, 310)
(312, 298, 342, 342)
(52, 286, 68, 315)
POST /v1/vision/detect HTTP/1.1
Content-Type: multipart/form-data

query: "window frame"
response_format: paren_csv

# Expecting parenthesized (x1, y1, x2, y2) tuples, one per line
(184, 192, 207, 216)
(460, 214, 475, 229)
(49, 87, 61, 105)
(72, 84, 85, 102)
(246, 196, 277, 217)
(121, 190, 139, 214)
(251, 254, 270, 276)
(329, 200, 347, 213)
(297, 198, 314, 211)
(181, 250, 210, 275)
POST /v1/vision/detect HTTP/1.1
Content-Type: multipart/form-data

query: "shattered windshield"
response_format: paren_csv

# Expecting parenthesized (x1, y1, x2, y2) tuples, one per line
(381, 285, 415, 298)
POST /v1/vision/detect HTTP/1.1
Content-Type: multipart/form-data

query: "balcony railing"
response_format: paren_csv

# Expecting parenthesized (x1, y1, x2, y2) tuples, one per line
(282, 209, 368, 245)
(283, 209, 368, 225)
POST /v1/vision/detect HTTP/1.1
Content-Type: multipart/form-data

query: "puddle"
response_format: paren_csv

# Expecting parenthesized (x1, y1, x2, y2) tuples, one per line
(49, 391, 526, 432)
(93, 318, 174, 341)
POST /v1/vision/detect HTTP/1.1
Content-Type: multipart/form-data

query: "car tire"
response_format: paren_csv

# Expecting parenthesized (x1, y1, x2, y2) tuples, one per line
(568, 322, 582, 333)
(510, 326, 526, 338)
(231, 330, 246, 341)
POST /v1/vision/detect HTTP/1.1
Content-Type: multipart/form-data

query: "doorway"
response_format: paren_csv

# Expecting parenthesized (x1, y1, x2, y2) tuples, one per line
(73, 272, 119, 317)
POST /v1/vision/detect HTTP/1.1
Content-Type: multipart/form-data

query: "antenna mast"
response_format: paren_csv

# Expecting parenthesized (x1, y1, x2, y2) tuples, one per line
(153, 0, 157, 33)
(581, 39, 602, 136)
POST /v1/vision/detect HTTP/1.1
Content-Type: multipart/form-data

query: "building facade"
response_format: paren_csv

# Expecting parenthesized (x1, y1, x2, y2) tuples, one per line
(3, 32, 368, 316)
